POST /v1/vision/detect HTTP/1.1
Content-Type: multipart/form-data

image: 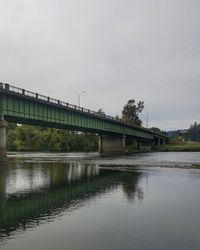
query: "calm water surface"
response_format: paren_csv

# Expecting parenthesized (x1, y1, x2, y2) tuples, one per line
(0, 152, 200, 250)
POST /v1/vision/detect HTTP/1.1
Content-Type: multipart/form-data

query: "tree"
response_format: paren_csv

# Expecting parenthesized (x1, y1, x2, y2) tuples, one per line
(6, 124, 98, 152)
(150, 127, 161, 133)
(96, 108, 105, 115)
(185, 122, 200, 142)
(122, 99, 144, 126)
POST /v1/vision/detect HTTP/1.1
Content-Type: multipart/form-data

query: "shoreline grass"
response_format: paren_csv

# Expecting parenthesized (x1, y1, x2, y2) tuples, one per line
(152, 142, 200, 152)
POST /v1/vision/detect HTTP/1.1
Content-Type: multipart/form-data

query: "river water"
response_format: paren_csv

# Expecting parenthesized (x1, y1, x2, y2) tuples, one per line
(0, 152, 200, 250)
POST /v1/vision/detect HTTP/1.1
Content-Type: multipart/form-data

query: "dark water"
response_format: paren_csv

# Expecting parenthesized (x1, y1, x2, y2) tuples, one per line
(1, 152, 200, 250)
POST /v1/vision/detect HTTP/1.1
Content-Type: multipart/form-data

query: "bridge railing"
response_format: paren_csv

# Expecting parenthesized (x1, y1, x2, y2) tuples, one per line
(0, 82, 134, 124)
(8, 84, 23, 95)
(38, 94, 48, 102)
(24, 89, 36, 98)
(0, 82, 168, 138)
(0, 82, 92, 113)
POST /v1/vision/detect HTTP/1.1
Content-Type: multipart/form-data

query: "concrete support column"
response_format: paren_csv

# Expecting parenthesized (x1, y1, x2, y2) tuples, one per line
(98, 135, 102, 153)
(122, 134, 126, 148)
(0, 120, 7, 161)
(99, 135, 126, 156)
(0, 162, 7, 201)
(137, 141, 152, 151)
(157, 137, 160, 146)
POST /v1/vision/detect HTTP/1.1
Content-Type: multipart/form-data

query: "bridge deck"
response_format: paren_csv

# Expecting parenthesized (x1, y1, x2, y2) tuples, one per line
(0, 83, 167, 140)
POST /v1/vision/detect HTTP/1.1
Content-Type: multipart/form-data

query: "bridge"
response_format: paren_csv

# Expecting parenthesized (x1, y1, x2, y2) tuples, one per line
(0, 82, 168, 160)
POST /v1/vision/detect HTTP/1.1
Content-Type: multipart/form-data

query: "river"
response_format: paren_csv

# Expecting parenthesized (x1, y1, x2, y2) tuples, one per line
(0, 152, 200, 250)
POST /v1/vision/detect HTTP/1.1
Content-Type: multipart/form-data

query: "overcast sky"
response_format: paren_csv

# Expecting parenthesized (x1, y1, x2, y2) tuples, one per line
(0, 0, 199, 130)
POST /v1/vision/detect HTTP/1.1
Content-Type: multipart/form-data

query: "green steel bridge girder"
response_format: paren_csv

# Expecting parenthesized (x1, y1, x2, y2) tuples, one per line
(0, 89, 167, 141)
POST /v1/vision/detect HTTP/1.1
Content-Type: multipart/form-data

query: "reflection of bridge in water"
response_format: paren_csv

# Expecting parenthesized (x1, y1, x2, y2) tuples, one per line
(0, 162, 144, 237)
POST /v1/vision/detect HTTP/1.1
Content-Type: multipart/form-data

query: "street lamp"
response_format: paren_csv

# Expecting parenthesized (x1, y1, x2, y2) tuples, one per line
(78, 91, 86, 107)
(146, 110, 149, 128)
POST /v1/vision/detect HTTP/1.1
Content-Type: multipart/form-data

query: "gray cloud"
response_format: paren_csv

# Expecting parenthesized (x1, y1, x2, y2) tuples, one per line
(0, 0, 199, 130)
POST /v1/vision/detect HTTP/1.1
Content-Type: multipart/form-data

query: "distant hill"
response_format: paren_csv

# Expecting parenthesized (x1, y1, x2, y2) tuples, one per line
(165, 129, 188, 138)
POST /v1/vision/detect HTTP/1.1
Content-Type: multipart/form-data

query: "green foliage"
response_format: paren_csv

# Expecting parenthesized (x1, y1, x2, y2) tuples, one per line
(122, 99, 144, 126)
(7, 124, 98, 152)
(184, 122, 200, 142)
(170, 136, 185, 144)
(96, 108, 105, 115)
(150, 127, 161, 133)
(152, 142, 200, 152)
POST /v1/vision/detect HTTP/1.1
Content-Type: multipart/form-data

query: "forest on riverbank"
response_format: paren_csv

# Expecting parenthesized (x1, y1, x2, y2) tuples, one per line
(7, 122, 200, 153)
(7, 124, 98, 152)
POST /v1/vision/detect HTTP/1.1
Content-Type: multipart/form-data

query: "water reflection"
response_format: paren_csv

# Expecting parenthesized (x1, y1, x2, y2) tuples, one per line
(122, 173, 144, 202)
(0, 161, 144, 239)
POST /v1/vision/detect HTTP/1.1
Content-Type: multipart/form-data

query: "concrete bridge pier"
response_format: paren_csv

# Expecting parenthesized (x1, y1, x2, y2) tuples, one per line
(0, 162, 7, 201)
(154, 137, 167, 146)
(154, 137, 161, 146)
(99, 135, 126, 156)
(160, 138, 165, 145)
(136, 140, 152, 151)
(0, 119, 7, 162)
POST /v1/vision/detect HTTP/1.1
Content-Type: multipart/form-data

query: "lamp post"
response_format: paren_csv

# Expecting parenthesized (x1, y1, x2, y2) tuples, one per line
(146, 110, 149, 128)
(78, 91, 86, 107)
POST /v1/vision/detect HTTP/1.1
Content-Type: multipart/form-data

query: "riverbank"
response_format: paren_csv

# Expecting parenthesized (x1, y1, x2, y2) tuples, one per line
(152, 142, 200, 152)
(6, 151, 200, 170)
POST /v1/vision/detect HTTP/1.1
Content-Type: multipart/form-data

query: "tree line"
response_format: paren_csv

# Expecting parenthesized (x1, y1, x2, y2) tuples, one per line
(7, 124, 98, 152)
(184, 122, 200, 142)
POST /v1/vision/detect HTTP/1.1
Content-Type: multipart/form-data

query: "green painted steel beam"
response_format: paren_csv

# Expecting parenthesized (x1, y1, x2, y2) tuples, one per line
(0, 84, 168, 141)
